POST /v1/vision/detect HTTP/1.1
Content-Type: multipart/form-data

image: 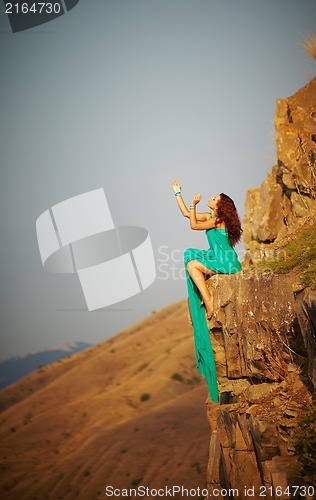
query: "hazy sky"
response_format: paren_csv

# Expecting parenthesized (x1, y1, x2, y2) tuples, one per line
(0, 0, 315, 360)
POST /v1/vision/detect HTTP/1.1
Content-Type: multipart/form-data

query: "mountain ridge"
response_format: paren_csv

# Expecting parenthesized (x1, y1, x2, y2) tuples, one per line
(0, 341, 92, 390)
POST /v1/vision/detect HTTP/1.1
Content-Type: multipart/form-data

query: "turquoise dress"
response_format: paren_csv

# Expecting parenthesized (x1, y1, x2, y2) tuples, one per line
(184, 223, 241, 402)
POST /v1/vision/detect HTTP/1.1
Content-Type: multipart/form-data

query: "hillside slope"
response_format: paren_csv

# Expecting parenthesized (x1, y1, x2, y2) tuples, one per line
(0, 301, 211, 499)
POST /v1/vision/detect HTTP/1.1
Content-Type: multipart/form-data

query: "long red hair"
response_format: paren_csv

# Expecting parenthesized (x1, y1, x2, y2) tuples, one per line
(216, 193, 242, 247)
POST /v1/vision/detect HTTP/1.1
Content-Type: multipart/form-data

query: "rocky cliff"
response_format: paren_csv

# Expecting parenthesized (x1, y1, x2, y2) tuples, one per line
(205, 79, 316, 499)
(243, 77, 316, 264)
(206, 275, 315, 498)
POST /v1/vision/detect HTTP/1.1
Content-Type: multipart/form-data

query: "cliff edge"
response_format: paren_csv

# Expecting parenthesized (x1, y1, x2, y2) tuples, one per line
(243, 77, 316, 263)
(205, 78, 316, 498)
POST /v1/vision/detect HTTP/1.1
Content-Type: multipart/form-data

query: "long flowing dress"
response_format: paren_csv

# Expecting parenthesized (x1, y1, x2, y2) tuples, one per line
(184, 223, 241, 402)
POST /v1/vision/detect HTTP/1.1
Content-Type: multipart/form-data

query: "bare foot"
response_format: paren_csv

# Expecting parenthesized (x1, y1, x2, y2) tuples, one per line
(187, 299, 193, 326)
(204, 297, 214, 319)
(187, 312, 193, 325)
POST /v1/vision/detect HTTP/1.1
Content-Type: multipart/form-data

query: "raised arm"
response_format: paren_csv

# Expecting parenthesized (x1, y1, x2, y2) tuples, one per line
(172, 179, 190, 218)
(189, 193, 225, 230)
(172, 179, 209, 220)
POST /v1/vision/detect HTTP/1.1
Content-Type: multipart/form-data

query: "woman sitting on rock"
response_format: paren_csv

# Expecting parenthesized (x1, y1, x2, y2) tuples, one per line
(172, 179, 242, 401)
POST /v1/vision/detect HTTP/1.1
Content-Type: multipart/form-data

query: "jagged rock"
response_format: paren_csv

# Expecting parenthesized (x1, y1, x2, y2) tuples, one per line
(205, 273, 315, 498)
(244, 167, 284, 244)
(208, 274, 306, 384)
(245, 382, 279, 403)
(207, 428, 221, 488)
(250, 419, 280, 462)
(270, 456, 297, 499)
(243, 78, 316, 263)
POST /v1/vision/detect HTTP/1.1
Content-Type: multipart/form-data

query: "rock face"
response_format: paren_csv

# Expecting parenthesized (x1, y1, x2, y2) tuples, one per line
(205, 79, 316, 498)
(243, 78, 316, 263)
(205, 274, 315, 499)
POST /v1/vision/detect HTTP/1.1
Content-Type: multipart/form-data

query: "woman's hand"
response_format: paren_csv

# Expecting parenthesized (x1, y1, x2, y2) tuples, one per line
(191, 193, 202, 206)
(172, 179, 181, 193)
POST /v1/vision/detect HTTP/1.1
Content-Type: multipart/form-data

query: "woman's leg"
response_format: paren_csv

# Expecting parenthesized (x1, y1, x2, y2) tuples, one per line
(186, 260, 216, 319)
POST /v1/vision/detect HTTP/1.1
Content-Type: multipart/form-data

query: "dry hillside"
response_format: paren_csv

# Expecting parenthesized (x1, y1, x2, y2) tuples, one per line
(0, 300, 211, 499)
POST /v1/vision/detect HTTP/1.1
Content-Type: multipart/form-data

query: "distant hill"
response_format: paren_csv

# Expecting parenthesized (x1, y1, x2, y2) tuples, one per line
(0, 341, 92, 390)
(0, 301, 211, 499)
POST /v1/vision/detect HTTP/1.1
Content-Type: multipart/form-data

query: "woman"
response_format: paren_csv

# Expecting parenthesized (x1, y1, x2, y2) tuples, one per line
(172, 179, 242, 401)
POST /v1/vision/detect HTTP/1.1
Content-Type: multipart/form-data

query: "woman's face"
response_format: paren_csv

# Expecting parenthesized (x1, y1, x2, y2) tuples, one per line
(207, 194, 221, 210)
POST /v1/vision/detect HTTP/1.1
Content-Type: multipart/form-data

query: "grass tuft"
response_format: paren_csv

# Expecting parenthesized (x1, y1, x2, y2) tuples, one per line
(171, 373, 184, 383)
(254, 220, 316, 288)
(301, 32, 316, 60)
(140, 393, 151, 402)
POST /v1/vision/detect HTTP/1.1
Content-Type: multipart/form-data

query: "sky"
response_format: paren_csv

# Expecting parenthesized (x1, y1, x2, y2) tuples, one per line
(0, 0, 315, 360)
